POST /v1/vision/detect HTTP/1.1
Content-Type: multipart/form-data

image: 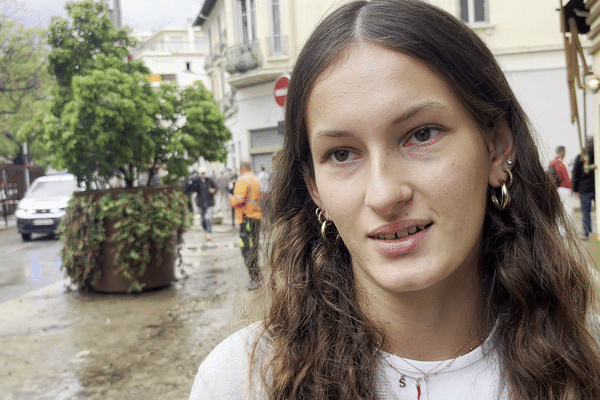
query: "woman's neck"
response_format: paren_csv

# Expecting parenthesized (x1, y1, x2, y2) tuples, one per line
(361, 273, 490, 361)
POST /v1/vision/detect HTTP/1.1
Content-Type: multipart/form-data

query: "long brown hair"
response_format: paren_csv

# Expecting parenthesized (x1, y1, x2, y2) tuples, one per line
(257, 0, 600, 398)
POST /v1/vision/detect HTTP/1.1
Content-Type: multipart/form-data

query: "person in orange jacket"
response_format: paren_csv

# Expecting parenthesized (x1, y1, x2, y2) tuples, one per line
(229, 159, 262, 289)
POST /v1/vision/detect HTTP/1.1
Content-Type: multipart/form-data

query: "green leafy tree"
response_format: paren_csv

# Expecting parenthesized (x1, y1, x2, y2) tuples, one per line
(46, 0, 138, 116)
(14, 100, 54, 168)
(0, 13, 51, 163)
(43, 54, 158, 187)
(149, 81, 232, 184)
(43, 0, 231, 188)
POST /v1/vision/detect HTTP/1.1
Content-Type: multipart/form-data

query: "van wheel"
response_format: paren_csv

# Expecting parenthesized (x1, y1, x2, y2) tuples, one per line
(21, 233, 31, 241)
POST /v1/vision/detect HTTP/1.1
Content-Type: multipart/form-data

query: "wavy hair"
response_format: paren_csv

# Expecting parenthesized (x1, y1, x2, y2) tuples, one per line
(256, 0, 600, 398)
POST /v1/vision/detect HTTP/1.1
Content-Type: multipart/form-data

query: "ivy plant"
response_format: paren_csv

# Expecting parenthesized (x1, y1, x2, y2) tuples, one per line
(59, 188, 189, 292)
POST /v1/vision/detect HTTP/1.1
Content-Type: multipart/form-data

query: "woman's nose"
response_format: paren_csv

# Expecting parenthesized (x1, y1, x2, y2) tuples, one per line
(364, 159, 412, 215)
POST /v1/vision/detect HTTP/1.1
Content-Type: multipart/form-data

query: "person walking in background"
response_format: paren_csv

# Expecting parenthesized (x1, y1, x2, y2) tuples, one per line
(1, 181, 7, 226)
(227, 170, 238, 227)
(549, 146, 574, 220)
(185, 167, 217, 241)
(183, 170, 199, 213)
(573, 138, 596, 239)
(229, 159, 262, 289)
(257, 166, 270, 193)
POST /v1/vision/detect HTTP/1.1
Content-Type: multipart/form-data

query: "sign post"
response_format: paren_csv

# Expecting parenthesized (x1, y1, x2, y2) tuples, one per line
(273, 75, 290, 107)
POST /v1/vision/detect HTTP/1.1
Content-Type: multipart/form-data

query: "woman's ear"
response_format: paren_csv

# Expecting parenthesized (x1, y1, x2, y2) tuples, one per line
(303, 163, 323, 208)
(306, 176, 323, 208)
(488, 119, 517, 188)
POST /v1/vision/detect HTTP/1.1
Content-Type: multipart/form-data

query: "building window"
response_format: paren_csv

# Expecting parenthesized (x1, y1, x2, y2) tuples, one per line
(207, 28, 213, 53)
(237, 0, 257, 43)
(269, 0, 284, 54)
(459, 0, 487, 24)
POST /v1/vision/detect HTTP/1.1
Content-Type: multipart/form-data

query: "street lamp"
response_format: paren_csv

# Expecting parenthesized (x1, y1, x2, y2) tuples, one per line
(585, 72, 600, 92)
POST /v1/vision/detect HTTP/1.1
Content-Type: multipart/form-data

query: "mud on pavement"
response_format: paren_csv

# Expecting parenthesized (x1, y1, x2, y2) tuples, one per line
(0, 226, 255, 400)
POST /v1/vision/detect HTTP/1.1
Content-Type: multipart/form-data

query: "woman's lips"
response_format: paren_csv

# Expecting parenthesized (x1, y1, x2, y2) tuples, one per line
(369, 223, 433, 257)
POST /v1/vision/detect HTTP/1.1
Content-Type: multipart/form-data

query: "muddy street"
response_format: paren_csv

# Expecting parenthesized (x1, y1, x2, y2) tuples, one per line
(0, 223, 255, 400)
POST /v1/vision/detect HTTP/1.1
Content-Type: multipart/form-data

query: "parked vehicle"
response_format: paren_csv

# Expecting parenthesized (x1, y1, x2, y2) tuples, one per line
(15, 174, 82, 241)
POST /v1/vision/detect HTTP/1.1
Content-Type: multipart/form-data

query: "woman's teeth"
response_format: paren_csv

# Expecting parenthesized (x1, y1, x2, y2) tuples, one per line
(374, 224, 429, 240)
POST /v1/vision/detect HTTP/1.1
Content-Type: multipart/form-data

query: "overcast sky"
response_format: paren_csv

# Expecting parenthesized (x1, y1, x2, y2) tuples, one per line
(4, 0, 202, 32)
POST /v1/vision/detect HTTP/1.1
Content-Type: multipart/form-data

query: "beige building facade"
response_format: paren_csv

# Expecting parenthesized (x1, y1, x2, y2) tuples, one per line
(194, 0, 588, 173)
(133, 23, 210, 89)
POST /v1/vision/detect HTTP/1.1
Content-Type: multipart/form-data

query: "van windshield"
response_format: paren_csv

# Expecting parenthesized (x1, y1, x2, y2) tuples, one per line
(28, 180, 79, 197)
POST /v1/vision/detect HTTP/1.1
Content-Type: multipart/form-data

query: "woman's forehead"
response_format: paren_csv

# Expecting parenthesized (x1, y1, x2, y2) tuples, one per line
(307, 45, 461, 126)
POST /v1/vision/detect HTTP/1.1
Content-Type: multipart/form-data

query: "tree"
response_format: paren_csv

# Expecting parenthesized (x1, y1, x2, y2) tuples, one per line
(46, 0, 138, 117)
(149, 81, 232, 184)
(43, 0, 231, 188)
(42, 54, 159, 187)
(0, 13, 51, 163)
(14, 99, 54, 168)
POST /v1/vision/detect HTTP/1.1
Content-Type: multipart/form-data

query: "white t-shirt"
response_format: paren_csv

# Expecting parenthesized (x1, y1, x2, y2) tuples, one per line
(189, 323, 508, 400)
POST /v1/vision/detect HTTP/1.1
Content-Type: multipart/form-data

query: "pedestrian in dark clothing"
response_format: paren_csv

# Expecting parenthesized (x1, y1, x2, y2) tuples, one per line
(572, 140, 595, 238)
(185, 167, 217, 240)
(227, 171, 238, 227)
(183, 171, 199, 212)
(1, 182, 7, 226)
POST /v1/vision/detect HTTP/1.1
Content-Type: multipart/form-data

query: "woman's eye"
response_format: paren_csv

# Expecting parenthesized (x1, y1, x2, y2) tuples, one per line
(332, 150, 350, 162)
(328, 149, 357, 164)
(406, 127, 442, 146)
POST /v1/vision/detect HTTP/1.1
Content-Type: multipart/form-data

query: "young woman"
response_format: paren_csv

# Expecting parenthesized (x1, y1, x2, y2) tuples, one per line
(189, 1, 600, 398)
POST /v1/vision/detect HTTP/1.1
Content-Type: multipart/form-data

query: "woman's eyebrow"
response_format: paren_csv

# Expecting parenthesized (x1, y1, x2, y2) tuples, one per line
(389, 101, 449, 127)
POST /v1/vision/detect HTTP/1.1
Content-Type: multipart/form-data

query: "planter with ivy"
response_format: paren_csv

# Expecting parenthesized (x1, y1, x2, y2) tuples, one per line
(37, 1, 231, 293)
(59, 186, 189, 293)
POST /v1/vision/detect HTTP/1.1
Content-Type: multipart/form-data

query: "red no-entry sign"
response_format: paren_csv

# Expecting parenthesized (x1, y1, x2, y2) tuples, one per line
(273, 75, 290, 107)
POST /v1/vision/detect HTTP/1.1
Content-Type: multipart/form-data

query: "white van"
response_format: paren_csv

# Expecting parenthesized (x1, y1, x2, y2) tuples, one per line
(15, 174, 82, 241)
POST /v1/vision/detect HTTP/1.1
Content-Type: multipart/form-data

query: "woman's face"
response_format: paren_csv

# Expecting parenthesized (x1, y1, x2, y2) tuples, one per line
(306, 43, 509, 297)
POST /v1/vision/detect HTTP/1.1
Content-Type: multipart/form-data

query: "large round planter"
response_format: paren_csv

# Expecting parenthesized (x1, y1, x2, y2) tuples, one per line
(62, 185, 186, 293)
(91, 218, 177, 293)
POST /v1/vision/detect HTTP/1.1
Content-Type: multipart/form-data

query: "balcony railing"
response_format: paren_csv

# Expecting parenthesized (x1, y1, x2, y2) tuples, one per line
(224, 40, 262, 74)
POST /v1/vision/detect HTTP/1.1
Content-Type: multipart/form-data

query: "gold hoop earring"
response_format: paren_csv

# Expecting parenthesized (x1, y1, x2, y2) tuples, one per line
(490, 168, 513, 210)
(316, 208, 331, 242)
(503, 168, 513, 188)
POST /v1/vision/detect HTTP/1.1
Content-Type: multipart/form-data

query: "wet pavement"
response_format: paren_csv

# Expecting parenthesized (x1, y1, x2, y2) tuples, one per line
(0, 226, 64, 303)
(0, 213, 16, 230)
(0, 215, 253, 400)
